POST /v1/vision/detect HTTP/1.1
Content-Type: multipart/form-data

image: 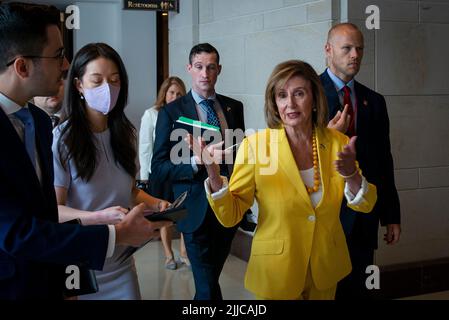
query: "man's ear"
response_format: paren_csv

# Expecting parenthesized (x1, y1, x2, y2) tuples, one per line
(324, 42, 332, 56)
(186, 63, 192, 73)
(14, 58, 30, 79)
(217, 64, 222, 76)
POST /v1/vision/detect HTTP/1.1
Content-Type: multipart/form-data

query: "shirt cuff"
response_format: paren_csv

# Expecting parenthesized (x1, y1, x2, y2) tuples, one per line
(344, 175, 369, 206)
(204, 176, 229, 200)
(191, 156, 199, 174)
(106, 225, 116, 258)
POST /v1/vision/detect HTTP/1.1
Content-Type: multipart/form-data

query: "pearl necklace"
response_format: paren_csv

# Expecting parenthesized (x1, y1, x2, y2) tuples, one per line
(306, 129, 320, 194)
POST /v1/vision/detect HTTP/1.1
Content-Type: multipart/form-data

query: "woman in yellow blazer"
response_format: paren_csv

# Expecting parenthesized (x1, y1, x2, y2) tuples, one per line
(189, 60, 377, 300)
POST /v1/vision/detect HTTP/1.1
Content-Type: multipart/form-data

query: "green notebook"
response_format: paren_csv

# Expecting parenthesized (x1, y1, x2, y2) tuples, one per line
(176, 116, 220, 132)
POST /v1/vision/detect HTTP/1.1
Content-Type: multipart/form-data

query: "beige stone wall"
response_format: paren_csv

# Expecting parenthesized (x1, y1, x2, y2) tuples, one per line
(169, 0, 449, 266)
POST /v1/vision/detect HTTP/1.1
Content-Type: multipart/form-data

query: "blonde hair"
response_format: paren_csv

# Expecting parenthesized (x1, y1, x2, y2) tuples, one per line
(264, 60, 328, 129)
(154, 76, 186, 110)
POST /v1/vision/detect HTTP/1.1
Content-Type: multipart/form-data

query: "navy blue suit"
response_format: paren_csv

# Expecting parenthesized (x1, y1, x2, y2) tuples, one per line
(320, 70, 401, 299)
(0, 104, 109, 299)
(151, 91, 245, 300)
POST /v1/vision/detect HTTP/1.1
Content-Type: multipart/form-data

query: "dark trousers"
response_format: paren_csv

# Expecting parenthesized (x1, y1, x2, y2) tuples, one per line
(182, 207, 238, 300)
(336, 233, 375, 300)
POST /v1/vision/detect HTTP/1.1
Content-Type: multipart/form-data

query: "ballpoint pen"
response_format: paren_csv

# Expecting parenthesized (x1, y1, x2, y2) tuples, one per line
(224, 142, 241, 151)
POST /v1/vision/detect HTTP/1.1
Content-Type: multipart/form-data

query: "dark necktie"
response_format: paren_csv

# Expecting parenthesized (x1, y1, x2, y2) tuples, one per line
(15, 108, 36, 168)
(50, 114, 60, 128)
(199, 99, 221, 128)
(199, 99, 228, 176)
(342, 85, 356, 137)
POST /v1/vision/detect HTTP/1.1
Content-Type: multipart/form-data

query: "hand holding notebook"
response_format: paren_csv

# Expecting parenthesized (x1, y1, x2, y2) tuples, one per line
(115, 192, 189, 264)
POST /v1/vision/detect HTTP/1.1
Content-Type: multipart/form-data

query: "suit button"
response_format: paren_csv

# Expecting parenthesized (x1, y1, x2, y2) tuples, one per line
(308, 215, 316, 222)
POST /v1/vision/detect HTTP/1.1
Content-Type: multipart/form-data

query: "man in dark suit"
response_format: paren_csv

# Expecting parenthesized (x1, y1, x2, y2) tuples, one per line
(152, 43, 245, 300)
(0, 2, 169, 299)
(320, 23, 401, 299)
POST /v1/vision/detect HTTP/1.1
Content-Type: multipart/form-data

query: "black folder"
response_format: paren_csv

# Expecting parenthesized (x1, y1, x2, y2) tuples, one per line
(115, 191, 189, 264)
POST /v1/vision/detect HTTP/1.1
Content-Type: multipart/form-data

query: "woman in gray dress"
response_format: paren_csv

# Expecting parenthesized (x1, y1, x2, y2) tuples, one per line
(52, 43, 169, 300)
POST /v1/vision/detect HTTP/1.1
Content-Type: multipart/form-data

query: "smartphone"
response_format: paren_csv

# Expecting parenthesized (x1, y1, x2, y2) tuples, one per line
(145, 208, 188, 223)
(143, 191, 188, 223)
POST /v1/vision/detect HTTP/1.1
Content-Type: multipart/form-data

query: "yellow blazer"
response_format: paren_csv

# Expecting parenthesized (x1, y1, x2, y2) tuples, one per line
(207, 127, 377, 299)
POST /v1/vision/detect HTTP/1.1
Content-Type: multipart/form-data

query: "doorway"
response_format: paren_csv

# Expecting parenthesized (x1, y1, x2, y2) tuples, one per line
(156, 11, 169, 90)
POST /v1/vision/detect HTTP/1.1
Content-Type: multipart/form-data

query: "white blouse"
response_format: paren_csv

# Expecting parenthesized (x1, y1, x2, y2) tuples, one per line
(299, 167, 322, 208)
(138, 106, 159, 180)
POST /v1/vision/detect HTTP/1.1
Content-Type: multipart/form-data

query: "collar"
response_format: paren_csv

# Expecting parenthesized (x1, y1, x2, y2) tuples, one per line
(191, 89, 217, 105)
(326, 68, 355, 93)
(0, 92, 27, 115)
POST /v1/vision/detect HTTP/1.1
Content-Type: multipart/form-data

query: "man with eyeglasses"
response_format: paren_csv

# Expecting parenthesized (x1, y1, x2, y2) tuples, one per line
(5, 48, 66, 67)
(0, 2, 170, 299)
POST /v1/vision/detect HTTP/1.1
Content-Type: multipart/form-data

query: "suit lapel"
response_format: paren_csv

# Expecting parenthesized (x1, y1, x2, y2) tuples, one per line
(314, 127, 332, 210)
(0, 106, 42, 196)
(181, 91, 200, 120)
(216, 94, 235, 130)
(275, 128, 314, 210)
(354, 81, 370, 137)
(321, 71, 341, 118)
(29, 104, 51, 188)
(274, 127, 333, 211)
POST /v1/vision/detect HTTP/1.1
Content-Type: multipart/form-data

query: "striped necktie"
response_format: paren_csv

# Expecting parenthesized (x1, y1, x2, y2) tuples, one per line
(199, 99, 221, 128)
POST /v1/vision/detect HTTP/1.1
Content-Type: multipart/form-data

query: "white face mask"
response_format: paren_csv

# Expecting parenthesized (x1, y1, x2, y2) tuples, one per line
(82, 82, 120, 115)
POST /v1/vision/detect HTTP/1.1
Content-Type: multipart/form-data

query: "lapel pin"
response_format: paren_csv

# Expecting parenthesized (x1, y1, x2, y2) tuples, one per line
(227, 107, 231, 112)
(363, 100, 368, 107)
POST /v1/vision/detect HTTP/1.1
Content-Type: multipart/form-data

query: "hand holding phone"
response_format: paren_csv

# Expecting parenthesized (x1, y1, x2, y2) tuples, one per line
(143, 191, 188, 223)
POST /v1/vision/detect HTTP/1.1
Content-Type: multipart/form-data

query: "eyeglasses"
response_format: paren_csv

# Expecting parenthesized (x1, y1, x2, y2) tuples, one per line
(5, 49, 65, 67)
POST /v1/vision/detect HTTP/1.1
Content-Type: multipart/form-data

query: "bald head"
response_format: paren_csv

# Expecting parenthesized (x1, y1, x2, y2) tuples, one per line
(325, 23, 365, 83)
(327, 23, 364, 44)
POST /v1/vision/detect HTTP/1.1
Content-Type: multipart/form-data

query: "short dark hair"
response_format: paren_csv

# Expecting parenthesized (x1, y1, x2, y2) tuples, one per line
(188, 43, 220, 65)
(0, 2, 60, 73)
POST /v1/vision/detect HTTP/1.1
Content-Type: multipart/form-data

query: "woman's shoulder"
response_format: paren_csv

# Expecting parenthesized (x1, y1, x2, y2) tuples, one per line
(140, 106, 158, 126)
(142, 106, 158, 117)
(245, 128, 283, 145)
(319, 127, 349, 145)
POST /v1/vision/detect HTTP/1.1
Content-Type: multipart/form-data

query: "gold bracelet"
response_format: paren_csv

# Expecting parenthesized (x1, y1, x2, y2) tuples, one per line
(340, 168, 359, 179)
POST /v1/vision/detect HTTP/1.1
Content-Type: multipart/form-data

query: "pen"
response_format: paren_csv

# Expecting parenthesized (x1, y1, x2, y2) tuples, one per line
(224, 143, 241, 151)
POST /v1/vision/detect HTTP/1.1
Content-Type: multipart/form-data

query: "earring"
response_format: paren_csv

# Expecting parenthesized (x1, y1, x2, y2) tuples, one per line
(79, 93, 84, 100)
(313, 107, 317, 112)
